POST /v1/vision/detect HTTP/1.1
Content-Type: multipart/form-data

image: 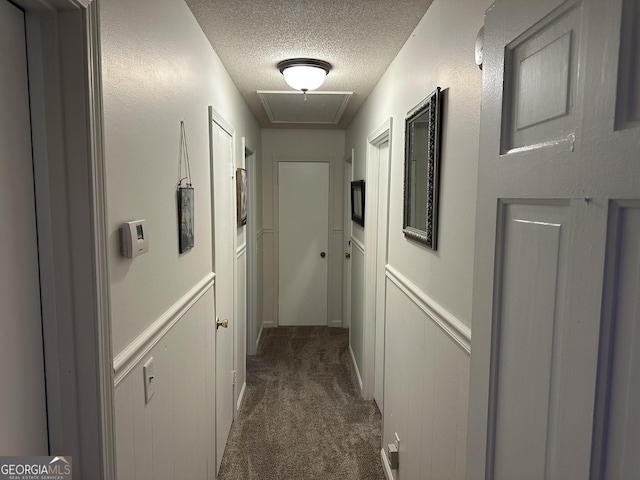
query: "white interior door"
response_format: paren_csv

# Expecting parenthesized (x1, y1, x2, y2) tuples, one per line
(467, 0, 640, 478)
(278, 162, 329, 326)
(0, 0, 48, 455)
(210, 110, 235, 473)
(374, 140, 390, 411)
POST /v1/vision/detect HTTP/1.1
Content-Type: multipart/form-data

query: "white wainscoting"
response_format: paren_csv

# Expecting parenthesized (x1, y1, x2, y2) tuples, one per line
(113, 273, 215, 386)
(330, 229, 344, 327)
(383, 268, 471, 480)
(349, 237, 366, 394)
(114, 281, 216, 480)
(262, 229, 275, 328)
(235, 244, 247, 414)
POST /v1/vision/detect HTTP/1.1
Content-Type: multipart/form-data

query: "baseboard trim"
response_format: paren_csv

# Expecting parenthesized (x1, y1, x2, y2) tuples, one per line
(236, 243, 247, 258)
(349, 344, 363, 392)
(381, 448, 394, 480)
(113, 273, 216, 386)
(329, 319, 342, 328)
(385, 265, 471, 353)
(262, 321, 275, 328)
(255, 323, 264, 350)
(236, 381, 246, 413)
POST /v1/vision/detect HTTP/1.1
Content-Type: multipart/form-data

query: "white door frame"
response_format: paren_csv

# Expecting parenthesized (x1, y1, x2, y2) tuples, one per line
(13, 0, 115, 477)
(362, 118, 392, 400)
(244, 140, 259, 355)
(272, 156, 334, 327)
(343, 150, 354, 329)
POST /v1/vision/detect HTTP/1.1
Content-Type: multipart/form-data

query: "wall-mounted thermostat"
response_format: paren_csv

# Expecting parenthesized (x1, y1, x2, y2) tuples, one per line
(120, 220, 149, 258)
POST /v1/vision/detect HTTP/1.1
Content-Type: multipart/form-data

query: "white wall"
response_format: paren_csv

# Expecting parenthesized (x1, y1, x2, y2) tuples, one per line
(261, 129, 346, 328)
(345, 0, 490, 476)
(101, 0, 260, 475)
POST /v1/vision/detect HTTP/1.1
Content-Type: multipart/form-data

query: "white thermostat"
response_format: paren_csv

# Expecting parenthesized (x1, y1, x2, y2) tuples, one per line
(120, 220, 149, 258)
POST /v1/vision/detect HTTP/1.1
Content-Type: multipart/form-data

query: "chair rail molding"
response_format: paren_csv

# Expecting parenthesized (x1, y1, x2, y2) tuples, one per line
(113, 273, 216, 385)
(385, 264, 471, 353)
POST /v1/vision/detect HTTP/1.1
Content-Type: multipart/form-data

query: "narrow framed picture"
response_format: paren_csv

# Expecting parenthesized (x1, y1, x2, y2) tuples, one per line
(178, 186, 194, 253)
(351, 180, 365, 227)
(236, 168, 247, 227)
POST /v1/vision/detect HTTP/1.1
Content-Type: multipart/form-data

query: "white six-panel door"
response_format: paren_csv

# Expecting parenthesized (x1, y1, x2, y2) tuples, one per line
(468, 0, 640, 478)
(278, 162, 329, 326)
(0, 0, 48, 455)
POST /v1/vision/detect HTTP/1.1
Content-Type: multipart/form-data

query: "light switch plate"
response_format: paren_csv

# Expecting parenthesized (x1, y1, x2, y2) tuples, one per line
(143, 357, 155, 404)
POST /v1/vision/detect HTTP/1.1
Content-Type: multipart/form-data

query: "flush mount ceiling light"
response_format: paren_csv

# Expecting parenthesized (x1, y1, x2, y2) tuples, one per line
(277, 58, 332, 93)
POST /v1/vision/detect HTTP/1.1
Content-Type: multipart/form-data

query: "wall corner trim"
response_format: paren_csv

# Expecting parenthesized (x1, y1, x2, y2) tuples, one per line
(113, 272, 216, 386)
(349, 344, 364, 392)
(381, 448, 394, 480)
(385, 265, 471, 353)
(236, 381, 247, 413)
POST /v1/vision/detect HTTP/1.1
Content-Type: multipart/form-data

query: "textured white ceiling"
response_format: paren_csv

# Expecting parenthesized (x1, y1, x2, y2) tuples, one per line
(185, 0, 434, 128)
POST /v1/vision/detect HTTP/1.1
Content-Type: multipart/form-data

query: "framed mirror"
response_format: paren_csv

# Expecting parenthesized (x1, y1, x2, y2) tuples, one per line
(403, 87, 442, 249)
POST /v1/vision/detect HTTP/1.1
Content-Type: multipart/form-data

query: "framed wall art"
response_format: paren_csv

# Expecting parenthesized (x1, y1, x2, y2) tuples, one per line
(178, 186, 194, 253)
(236, 167, 247, 227)
(403, 86, 442, 249)
(351, 180, 365, 227)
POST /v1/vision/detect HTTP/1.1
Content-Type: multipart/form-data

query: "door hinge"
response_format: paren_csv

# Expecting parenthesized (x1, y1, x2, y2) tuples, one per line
(232, 370, 237, 385)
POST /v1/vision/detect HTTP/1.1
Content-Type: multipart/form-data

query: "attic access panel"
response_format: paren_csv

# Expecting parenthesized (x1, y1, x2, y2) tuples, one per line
(258, 90, 352, 124)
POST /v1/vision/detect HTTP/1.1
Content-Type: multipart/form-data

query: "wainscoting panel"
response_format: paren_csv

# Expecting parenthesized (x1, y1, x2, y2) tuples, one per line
(235, 245, 247, 412)
(384, 275, 470, 480)
(114, 285, 215, 479)
(330, 230, 344, 327)
(262, 229, 275, 327)
(350, 239, 366, 385)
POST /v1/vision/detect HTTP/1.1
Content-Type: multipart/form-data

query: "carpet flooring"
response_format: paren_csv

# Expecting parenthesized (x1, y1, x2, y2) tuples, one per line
(217, 326, 386, 480)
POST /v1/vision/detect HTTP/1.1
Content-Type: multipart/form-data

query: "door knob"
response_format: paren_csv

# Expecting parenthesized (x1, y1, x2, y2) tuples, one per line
(345, 253, 351, 259)
(216, 318, 228, 329)
(320, 252, 326, 258)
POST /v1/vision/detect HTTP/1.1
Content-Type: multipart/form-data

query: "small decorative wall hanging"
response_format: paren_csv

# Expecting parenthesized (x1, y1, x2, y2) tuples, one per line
(403, 87, 442, 250)
(351, 180, 365, 227)
(177, 120, 194, 253)
(236, 168, 247, 227)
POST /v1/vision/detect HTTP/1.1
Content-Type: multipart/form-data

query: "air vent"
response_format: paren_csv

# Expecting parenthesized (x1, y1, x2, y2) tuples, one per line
(257, 91, 352, 125)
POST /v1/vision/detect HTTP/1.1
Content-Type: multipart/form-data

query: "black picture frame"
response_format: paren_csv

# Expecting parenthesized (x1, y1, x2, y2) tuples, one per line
(178, 186, 194, 253)
(236, 168, 247, 227)
(402, 86, 442, 250)
(351, 180, 365, 227)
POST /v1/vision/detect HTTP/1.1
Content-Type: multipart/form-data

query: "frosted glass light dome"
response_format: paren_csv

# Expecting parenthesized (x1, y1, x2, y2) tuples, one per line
(277, 59, 332, 93)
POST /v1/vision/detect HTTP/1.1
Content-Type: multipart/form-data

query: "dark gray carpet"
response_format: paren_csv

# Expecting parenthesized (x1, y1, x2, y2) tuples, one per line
(217, 326, 386, 480)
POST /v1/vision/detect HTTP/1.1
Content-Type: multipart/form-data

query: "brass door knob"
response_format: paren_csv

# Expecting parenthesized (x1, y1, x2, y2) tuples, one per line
(216, 318, 228, 329)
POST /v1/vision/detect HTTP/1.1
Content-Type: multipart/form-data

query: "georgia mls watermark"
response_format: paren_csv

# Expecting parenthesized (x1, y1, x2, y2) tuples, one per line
(0, 457, 71, 480)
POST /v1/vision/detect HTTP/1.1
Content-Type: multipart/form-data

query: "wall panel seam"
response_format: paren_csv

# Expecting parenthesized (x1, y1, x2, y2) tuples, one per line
(113, 272, 216, 386)
(385, 265, 471, 353)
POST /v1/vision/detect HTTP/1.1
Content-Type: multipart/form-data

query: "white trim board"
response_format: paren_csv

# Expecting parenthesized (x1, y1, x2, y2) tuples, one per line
(113, 273, 216, 385)
(381, 448, 394, 480)
(385, 265, 471, 353)
(349, 344, 363, 391)
(255, 322, 264, 350)
(236, 381, 247, 413)
(351, 237, 365, 255)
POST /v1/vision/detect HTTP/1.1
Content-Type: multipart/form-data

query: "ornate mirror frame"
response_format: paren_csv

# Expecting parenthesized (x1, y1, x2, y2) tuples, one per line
(402, 87, 442, 250)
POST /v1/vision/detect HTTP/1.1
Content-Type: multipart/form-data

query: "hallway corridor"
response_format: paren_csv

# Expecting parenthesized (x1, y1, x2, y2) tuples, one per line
(217, 327, 385, 479)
